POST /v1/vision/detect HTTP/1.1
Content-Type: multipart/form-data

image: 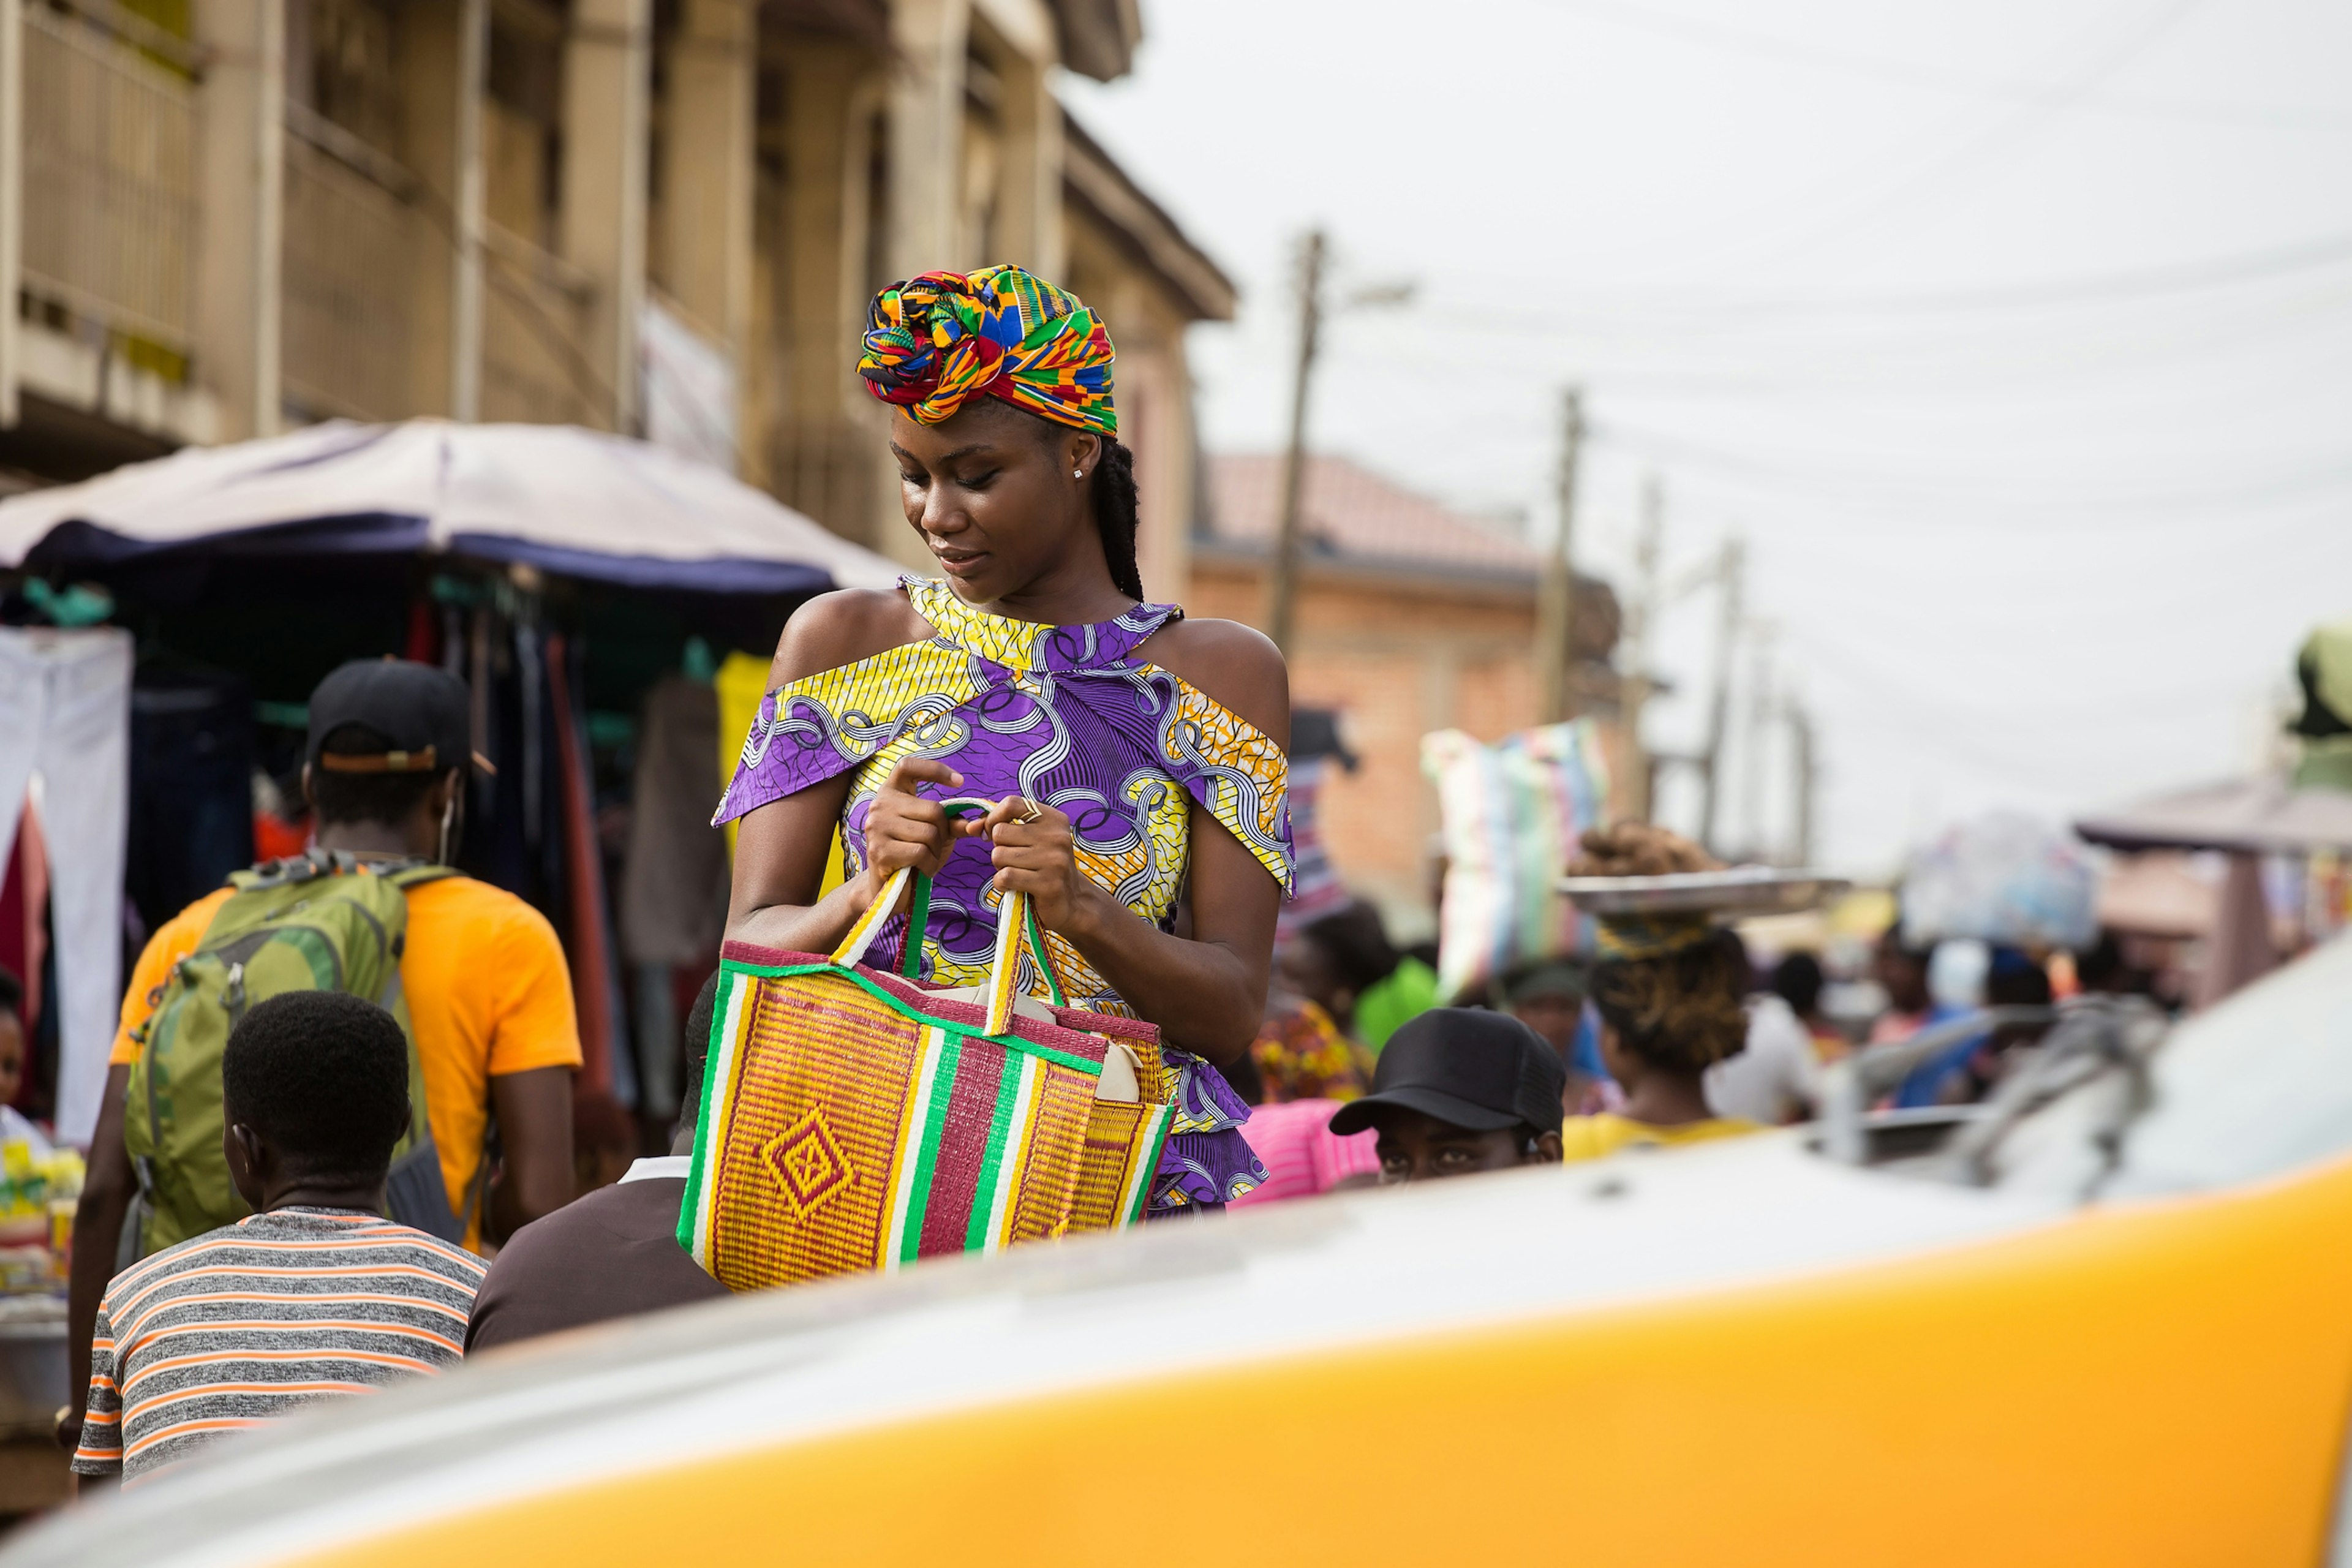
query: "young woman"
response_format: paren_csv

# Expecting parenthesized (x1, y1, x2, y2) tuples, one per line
(717, 267, 1291, 1213)
(1559, 824, 1763, 1161)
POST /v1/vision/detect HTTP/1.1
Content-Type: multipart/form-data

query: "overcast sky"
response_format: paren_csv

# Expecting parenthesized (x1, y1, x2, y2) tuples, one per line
(1061, 0, 2352, 875)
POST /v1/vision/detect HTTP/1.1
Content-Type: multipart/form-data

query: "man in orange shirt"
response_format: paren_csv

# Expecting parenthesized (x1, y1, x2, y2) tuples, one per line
(60, 660, 580, 1457)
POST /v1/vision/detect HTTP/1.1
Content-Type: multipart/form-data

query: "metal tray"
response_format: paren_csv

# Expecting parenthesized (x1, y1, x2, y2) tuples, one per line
(1556, 865, 1850, 916)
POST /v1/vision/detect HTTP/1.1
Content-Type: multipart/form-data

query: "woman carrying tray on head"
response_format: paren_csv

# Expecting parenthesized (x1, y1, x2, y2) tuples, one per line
(715, 266, 1289, 1214)
(1558, 824, 1767, 1161)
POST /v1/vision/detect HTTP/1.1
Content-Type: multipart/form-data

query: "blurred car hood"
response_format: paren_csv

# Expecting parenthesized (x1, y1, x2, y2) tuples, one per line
(6, 1133, 2066, 1567)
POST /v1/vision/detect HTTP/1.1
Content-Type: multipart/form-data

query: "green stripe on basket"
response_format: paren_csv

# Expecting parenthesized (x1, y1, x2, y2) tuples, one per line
(881, 1027, 944, 1270)
(897, 1029, 965, 1267)
(1122, 1102, 1175, 1226)
(736, 960, 1109, 1068)
(1023, 901, 1066, 1007)
(965, 1051, 1031, 1253)
(901, 874, 932, 979)
(680, 967, 752, 1267)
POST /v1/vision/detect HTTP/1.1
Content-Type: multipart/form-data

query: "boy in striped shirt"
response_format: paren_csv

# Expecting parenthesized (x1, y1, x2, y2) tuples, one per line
(74, 992, 488, 1488)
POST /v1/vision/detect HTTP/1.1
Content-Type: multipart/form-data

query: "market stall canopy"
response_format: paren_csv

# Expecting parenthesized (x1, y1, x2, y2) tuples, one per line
(2096, 853, 2218, 940)
(0, 420, 903, 595)
(2074, 774, 2352, 857)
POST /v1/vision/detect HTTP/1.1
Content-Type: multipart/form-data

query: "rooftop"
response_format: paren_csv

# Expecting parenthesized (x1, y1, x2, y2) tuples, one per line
(1205, 454, 1548, 578)
(1060, 111, 1237, 323)
(1199, 453, 1623, 661)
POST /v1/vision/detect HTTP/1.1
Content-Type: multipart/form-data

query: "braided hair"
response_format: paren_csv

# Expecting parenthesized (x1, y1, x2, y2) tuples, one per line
(1599, 930, 1749, 1081)
(1008, 404, 1142, 601)
(1574, 824, 1747, 1076)
(1093, 437, 1143, 601)
(1589, 930, 1751, 1076)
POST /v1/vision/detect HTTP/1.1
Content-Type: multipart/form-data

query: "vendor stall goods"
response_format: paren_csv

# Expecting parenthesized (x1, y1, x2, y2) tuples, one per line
(0, 628, 130, 1146)
(1903, 811, 2098, 952)
(1423, 721, 1612, 1005)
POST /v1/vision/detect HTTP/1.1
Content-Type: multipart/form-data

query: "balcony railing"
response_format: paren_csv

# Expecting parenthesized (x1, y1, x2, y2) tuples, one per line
(20, 4, 199, 356)
(281, 106, 420, 421)
(772, 418, 884, 545)
(483, 226, 601, 427)
(15, 6, 608, 432)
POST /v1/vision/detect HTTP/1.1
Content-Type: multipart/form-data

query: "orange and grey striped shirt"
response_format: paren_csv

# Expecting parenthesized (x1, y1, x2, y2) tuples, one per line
(74, 1207, 486, 1483)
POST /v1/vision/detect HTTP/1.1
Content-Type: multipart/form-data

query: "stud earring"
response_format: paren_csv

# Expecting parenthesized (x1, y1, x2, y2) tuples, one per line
(1073, 469, 1084, 478)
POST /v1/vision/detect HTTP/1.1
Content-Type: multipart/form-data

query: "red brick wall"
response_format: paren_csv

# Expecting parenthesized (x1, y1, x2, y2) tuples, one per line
(1186, 559, 1624, 939)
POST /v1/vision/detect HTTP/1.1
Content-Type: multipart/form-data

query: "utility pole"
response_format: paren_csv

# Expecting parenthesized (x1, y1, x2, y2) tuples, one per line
(1741, 624, 1775, 861)
(0, 0, 20, 428)
(1264, 229, 1327, 657)
(1697, 534, 1744, 856)
(1618, 475, 1664, 823)
(1535, 386, 1585, 723)
(450, 0, 489, 421)
(1789, 696, 1818, 868)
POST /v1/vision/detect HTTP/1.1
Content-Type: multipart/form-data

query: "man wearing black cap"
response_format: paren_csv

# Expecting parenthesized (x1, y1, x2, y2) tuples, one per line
(64, 661, 583, 1455)
(1329, 1009, 1566, 1182)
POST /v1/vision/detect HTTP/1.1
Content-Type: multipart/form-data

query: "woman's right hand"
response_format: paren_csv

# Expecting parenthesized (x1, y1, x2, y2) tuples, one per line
(858, 756, 966, 908)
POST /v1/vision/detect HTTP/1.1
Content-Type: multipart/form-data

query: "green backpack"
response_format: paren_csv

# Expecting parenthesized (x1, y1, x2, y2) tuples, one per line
(120, 853, 470, 1261)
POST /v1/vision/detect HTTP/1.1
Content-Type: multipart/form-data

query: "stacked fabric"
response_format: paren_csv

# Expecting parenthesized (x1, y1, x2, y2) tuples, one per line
(1901, 812, 2098, 952)
(1422, 720, 1613, 1005)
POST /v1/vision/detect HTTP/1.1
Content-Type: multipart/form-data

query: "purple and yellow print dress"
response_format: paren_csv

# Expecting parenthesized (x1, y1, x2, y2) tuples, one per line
(712, 577, 1292, 1213)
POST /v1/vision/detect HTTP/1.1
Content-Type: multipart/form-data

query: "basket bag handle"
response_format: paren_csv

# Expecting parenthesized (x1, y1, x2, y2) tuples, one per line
(827, 797, 1066, 1038)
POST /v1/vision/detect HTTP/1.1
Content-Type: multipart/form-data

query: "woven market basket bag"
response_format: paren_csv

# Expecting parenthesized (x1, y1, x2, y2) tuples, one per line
(680, 856, 1177, 1292)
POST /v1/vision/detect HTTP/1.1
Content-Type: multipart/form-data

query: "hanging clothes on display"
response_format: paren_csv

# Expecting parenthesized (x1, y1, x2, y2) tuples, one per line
(618, 673, 727, 1120)
(0, 627, 132, 1144)
(468, 603, 503, 859)
(619, 675, 728, 960)
(0, 802, 48, 1044)
(712, 649, 767, 862)
(471, 602, 544, 902)
(124, 663, 256, 935)
(546, 633, 624, 1101)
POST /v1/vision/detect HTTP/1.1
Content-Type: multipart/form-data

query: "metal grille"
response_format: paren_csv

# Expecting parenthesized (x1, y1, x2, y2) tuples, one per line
(281, 124, 418, 420)
(772, 418, 884, 545)
(481, 225, 601, 426)
(19, 6, 199, 351)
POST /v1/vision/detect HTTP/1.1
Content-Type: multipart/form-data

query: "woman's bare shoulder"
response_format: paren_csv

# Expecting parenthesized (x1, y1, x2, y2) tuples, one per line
(1139, 617, 1290, 745)
(767, 588, 933, 687)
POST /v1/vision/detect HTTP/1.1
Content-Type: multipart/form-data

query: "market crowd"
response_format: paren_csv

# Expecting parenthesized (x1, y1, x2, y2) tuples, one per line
(23, 264, 2149, 1495)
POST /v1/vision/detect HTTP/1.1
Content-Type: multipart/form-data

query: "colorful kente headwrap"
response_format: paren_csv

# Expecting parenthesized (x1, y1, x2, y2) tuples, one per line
(714, 578, 1292, 1213)
(858, 265, 1118, 437)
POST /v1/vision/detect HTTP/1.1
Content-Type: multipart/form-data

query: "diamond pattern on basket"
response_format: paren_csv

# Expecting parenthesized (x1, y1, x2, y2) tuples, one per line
(761, 1107, 856, 1219)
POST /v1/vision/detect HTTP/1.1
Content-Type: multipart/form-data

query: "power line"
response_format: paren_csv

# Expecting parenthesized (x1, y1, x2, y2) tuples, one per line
(1590, 0, 2222, 267)
(1348, 292, 2352, 431)
(1409, 228, 2352, 322)
(1747, 0, 2218, 265)
(1593, 416, 2352, 518)
(1532, 0, 2352, 134)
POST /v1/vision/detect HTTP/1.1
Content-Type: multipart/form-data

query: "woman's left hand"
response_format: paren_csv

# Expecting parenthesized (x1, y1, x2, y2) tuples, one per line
(964, 796, 1099, 937)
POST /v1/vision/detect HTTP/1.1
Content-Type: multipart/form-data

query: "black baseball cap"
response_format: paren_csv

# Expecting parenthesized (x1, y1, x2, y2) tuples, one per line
(306, 659, 474, 779)
(1502, 957, 1588, 1005)
(1329, 1009, 1566, 1139)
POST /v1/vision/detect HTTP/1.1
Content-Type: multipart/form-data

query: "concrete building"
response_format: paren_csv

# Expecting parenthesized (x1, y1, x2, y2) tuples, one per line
(1195, 453, 1626, 935)
(0, 0, 1229, 593)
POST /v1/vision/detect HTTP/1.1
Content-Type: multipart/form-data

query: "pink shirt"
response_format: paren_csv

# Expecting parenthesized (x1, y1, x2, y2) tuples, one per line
(1230, 1099, 1379, 1207)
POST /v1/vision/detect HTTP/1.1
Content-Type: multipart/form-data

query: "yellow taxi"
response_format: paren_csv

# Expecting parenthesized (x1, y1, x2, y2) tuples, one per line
(13, 938, 2352, 1566)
